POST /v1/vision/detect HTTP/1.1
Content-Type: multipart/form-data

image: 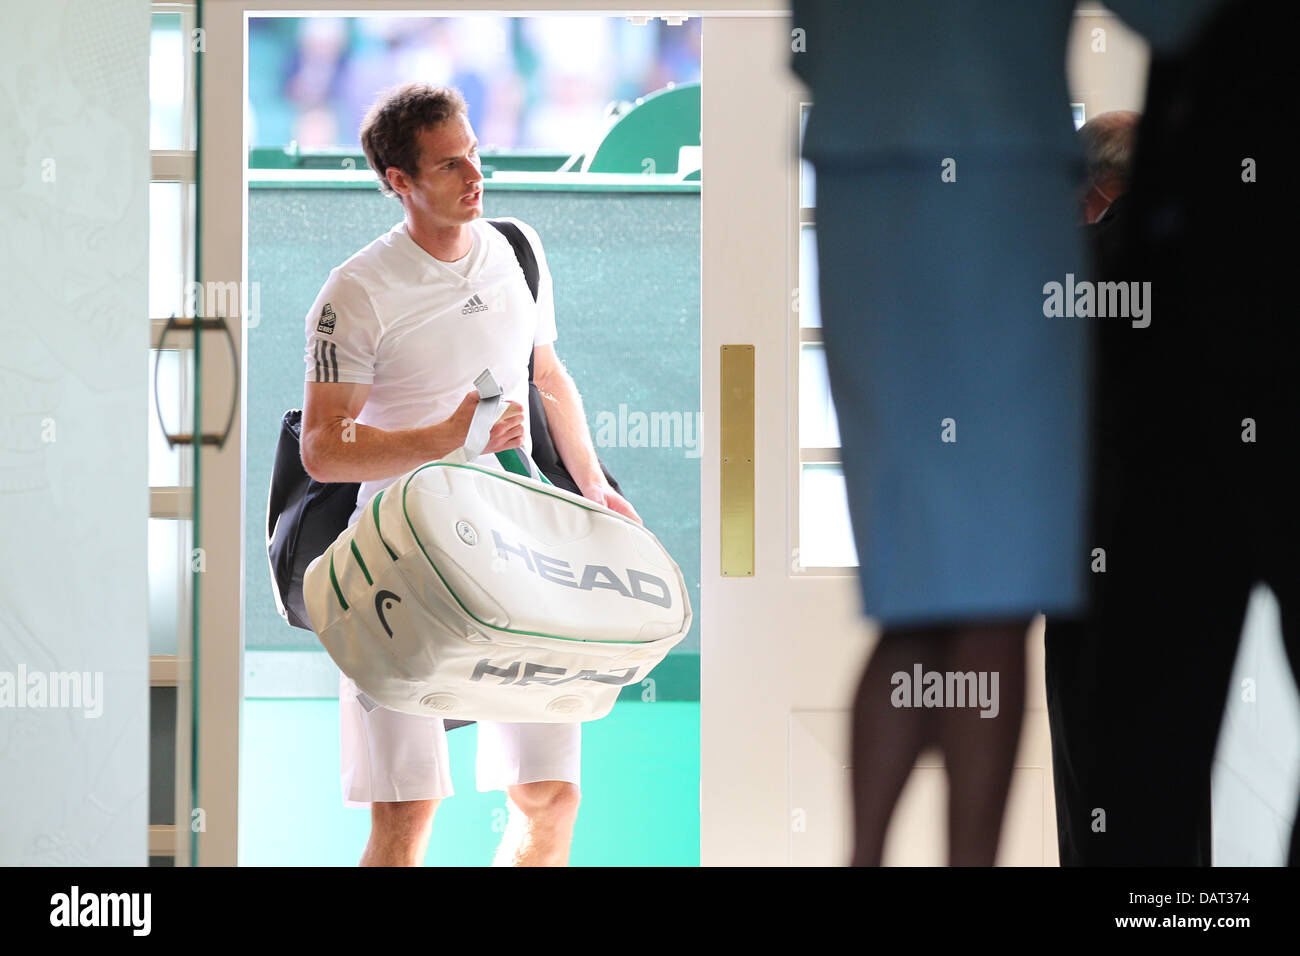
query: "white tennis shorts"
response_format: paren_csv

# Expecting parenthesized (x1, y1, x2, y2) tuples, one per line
(338, 674, 581, 806)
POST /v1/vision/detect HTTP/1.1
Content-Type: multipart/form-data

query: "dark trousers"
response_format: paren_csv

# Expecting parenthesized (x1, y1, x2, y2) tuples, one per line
(1041, 0, 1300, 866)
(1044, 336, 1300, 864)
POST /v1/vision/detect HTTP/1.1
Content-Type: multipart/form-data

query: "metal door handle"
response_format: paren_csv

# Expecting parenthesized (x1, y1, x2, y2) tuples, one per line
(153, 315, 239, 449)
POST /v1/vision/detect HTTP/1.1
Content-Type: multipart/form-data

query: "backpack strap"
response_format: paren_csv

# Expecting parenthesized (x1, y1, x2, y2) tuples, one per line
(487, 218, 540, 302)
(487, 218, 541, 381)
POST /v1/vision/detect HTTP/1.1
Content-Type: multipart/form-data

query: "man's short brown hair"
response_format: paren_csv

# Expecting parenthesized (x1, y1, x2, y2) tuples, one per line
(359, 83, 469, 197)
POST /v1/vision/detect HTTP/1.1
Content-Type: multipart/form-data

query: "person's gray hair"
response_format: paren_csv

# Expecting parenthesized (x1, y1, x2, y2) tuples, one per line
(1079, 110, 1141, 187)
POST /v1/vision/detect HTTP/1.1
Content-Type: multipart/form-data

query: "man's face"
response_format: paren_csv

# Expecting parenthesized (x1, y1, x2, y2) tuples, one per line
(392, 114, 484, 227)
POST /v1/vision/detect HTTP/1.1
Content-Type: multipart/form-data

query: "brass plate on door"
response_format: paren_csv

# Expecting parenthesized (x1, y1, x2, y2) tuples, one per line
(720, 344, 754, 576)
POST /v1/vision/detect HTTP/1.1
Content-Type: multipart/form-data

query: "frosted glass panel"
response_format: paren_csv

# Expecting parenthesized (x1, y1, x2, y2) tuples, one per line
(800, 344, 840, 448)
(148, 518, 191, 655)
(799, 224, 821, 329)
(1, 0, 152, 867)
(150, 13, 185, 150)
(800, 463, 858, 567)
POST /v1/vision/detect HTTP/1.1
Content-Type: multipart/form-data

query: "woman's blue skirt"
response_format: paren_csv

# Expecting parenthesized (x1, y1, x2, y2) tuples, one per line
(812, 155, 1091, 626)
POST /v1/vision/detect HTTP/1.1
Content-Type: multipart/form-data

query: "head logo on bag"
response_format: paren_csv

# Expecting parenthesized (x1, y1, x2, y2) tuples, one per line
(471, 659, 641, 687)
(374, 590, 402, 637)
(491, 530, 673, 609)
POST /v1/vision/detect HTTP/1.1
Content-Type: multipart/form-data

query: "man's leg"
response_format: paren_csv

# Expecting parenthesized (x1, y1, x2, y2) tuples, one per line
(478, 721, 582, 867)
(1046, 610, 1237, 866)
(362, 800, 440, 867)
(494, 781, 581, 867)
(340, 674, 454, 866)
(1043, 616, 1098, 866)
(1047, 466, 1249, 865)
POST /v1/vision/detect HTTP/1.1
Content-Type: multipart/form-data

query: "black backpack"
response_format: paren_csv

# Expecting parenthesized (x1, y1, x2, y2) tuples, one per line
(267, 219, 622, 632)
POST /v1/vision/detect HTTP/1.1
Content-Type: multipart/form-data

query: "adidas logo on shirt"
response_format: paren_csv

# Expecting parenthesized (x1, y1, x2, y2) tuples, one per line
(317, 302, 337, 334)
(461, 294, 488, 315)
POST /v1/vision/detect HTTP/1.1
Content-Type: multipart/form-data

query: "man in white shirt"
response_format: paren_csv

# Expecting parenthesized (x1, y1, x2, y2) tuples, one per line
(300, 83, 638, 866)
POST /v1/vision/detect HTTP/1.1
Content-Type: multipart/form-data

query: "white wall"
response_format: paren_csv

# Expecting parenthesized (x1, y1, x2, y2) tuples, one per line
(0, 0, 149, 865)
(1068, 7, 1152, 117)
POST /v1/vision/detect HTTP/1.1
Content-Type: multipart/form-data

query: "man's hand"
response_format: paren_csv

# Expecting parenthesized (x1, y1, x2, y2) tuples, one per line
(446, 391, 524, 455)
(579, 478, 641, 524)
(530, 345, 638, 522)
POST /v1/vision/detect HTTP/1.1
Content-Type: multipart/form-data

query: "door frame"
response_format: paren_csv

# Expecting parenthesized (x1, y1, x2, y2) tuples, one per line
(197, 0, 783, 866)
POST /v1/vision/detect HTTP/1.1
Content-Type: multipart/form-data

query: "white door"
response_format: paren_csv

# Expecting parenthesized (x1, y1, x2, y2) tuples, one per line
(193, 0, 1060, 867)
(698, 14, 1059, 867)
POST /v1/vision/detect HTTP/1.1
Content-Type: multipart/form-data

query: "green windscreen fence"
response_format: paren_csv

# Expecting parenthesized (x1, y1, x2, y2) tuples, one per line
(246, 180, 701, 699)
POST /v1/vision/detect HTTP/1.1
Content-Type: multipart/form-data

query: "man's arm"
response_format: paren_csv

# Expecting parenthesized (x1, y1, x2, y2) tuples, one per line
(300, 381, 523, 483)
(532, 344, 641, 524)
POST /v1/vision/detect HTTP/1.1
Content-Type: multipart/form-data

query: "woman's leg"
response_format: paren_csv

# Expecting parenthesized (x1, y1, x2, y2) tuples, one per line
(850, 619, 1029, 866)
(850, 626, 941, 866)
(936, 621, 1028, 866)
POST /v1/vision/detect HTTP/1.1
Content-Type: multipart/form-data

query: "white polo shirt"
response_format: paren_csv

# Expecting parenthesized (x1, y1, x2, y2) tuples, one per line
(303, 216, 557, 525)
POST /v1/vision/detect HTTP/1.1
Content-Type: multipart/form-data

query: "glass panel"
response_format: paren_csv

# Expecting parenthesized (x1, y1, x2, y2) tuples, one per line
(185, 181, 196, 309)
(800, 463, 859, 567)
(150, 13, 185, 150)
(148, 518, 192, 656)
(149, 349, 194, 487)
(148, 8, 198, 862)
(150, 182, 184, 318)
(149, 686, 178, 826)
(800, 344, 840, 448)
(799, 223, 821, 329)
(800, 104, 816, 209)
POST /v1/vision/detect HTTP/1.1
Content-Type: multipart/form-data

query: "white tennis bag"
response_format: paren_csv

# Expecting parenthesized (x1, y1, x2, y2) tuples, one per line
(303, 370, 691, 723)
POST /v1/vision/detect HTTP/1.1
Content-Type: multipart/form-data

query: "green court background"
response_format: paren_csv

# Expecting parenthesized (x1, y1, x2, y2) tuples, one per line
(239, 700, 699, 866)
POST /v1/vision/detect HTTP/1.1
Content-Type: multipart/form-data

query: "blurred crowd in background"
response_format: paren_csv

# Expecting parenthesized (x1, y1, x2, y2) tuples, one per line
(247, 16, 702, 153)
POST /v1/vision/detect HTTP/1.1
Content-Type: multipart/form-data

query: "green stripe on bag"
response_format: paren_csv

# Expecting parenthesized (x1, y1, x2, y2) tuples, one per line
(349, 540, 373, 585)
(328, 552, 349, 611)
(373, 492, 399, 561)
(495, 448, 553, 485)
